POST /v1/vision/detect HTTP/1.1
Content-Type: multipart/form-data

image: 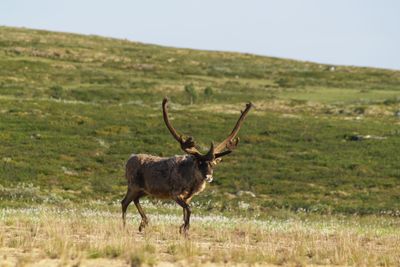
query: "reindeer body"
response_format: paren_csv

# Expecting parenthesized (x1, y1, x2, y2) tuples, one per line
(125, 154, 207, 200)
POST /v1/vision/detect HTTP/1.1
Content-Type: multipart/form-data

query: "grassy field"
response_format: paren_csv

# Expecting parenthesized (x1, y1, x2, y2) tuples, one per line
(0, 26, 400, 266)
(1, 205, 400, 266)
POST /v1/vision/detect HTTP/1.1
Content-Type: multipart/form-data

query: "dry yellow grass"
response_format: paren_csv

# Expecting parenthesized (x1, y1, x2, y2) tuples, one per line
(0, 206, 399, 266)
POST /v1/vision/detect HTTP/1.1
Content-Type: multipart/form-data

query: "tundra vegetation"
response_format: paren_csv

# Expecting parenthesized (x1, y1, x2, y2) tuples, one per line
(0, 26, 400, 266)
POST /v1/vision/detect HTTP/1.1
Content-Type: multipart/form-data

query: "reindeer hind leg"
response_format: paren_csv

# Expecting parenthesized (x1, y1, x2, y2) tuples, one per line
(133, 191, 148, 232)
(121, 188, 136, 227)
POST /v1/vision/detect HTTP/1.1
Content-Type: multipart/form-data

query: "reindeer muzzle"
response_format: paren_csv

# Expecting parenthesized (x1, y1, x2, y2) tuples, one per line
(205, 175, 213, 183)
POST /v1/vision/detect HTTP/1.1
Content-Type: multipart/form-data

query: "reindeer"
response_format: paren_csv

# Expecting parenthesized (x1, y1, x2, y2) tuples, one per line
(121, 97, 252, 235)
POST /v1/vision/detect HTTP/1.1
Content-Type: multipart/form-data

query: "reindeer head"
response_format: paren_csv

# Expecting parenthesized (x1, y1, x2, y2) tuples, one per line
(162, 97, 253, 182)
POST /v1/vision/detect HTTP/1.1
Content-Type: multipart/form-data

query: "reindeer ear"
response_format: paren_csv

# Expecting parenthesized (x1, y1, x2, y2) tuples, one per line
(212, 158, 222, 166)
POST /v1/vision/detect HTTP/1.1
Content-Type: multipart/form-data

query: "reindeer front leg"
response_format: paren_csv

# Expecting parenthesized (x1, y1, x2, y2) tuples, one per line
(175, 197, 191, 236)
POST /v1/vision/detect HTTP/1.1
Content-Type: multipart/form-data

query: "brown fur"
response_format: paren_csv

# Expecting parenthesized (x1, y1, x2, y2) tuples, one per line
(121, 153, 209, 234)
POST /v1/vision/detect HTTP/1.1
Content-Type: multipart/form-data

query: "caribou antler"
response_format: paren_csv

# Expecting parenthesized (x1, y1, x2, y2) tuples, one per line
(162, 97, 252, 159)
(162, 97, 205, 157)
(214, 102, 253, 156)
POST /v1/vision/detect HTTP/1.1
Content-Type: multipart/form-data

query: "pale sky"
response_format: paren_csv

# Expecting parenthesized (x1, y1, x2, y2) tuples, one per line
(1, 0, 399, 70)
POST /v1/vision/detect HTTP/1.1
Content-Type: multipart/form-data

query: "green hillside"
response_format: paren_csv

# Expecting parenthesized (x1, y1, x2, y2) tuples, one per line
(1, 26, 399, 215)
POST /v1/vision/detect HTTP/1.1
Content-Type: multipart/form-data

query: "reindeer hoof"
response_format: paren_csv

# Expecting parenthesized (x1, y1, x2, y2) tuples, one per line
(179, 224, 189, 237)
(138, 220, 148, 232)
(139, 223, 147, 232)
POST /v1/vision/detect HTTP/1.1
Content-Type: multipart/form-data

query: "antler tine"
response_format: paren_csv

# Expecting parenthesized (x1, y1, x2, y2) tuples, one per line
(162, 97, 203, 156)
(214, 102, 253, 154)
